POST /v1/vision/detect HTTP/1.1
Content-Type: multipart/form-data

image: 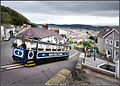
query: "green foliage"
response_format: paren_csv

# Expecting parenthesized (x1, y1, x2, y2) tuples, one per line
(61, 34, 67, 38)
(74, 46, 82, 51)
(74, 41, 78, 44)
(95, 38, 98, 43)
(69, 45, 71, 50)
(69, 40, 74, 43)
(106, 64, 111, 70)
(89, 36, 95, 40)
(86, 31, 89, 34)
(1, 5, 38, 27)
(78, 41, 92, 48)
(29, 23, 38, 27)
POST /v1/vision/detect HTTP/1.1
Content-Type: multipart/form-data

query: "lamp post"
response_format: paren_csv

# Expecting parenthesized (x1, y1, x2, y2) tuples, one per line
(94, 43, 96, 61)
(83, 39, 85, 53)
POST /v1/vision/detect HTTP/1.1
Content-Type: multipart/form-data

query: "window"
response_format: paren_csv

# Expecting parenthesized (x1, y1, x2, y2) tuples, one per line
(115, 40, 119, 48)
(105, 39, 109, 44)
(109, 40, 113, 45)
(114, 50, 119, 58)
(106, 49, 111, 57)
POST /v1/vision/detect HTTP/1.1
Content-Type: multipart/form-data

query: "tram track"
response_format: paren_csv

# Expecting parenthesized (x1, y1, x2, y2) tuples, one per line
(1, 63, 24, 72)
(1, 51, 78, 72)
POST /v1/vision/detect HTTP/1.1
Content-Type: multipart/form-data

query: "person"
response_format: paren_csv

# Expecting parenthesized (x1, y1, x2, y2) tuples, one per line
(12, 40, 17, 48)
(20, 40, 26, 49)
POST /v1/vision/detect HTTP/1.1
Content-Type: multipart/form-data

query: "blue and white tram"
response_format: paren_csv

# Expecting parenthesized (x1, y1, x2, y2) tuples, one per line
(12, 38, 70, 66)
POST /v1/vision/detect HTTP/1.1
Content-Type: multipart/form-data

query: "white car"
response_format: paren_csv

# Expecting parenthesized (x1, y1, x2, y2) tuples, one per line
(4, 37, 10, 41)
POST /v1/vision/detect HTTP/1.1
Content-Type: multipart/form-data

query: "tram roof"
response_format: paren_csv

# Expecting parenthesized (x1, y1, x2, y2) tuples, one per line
(16, 37, 68, 47)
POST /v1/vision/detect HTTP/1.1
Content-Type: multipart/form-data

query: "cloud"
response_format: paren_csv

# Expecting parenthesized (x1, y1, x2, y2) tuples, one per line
(1, 1, 119, 25)
(1, 1, 119, 17)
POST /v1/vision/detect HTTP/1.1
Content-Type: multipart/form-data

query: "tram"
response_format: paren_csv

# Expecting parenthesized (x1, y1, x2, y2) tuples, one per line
(12, 37, 70, 66)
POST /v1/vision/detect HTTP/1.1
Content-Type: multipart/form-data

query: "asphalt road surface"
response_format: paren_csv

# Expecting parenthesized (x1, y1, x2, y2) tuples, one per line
(1, 40, 80, 85)
(1, 38, 15, 65)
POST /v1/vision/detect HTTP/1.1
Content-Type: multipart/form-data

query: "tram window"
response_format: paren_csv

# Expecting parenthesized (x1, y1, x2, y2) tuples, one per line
(16, 39, 22, 46)
(51, 45, 56, 51)
(31, 43, 37, 50)
(46, 45, 51, 51)
(58, 46, 61, 51)
(38, 44, 44, 51)
(25, 42, 31, 50)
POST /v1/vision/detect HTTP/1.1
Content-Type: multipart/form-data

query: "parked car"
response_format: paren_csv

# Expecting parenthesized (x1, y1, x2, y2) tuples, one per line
(4, 37, 10, 41)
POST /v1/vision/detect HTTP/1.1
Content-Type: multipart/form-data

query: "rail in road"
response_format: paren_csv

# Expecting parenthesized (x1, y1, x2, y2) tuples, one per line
(1, 64, 24, 72)
(1, 51, 78, 72)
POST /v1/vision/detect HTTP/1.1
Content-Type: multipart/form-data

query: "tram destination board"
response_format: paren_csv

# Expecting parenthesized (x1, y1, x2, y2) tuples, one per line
(37, 51, 69, 59)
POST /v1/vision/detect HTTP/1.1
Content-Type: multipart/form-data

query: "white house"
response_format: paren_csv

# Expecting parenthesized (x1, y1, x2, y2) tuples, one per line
(1, 24, 16, 39)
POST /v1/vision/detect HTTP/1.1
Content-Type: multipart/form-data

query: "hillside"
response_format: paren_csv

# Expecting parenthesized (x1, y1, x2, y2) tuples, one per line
(1, 5, 38, 27)
(38, 24, 119, 31)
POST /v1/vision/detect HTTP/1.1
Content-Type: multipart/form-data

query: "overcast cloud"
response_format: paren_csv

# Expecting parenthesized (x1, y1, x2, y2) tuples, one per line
(1, 1, 119, 26)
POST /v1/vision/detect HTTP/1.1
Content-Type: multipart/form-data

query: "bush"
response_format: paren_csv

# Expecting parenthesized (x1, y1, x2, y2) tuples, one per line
(29, 23, 38, 27)
(69, 45, 71, 50)
(89, 36, 94, 40)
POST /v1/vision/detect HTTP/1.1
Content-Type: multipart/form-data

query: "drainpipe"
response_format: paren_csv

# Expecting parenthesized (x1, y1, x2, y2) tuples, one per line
(113, 30, 114, 59)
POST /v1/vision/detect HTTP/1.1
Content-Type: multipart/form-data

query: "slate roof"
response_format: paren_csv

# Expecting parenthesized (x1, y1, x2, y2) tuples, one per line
(1, 24, 12, 29)
(16, 28, 62, 40)
(98, 28, 120, 38)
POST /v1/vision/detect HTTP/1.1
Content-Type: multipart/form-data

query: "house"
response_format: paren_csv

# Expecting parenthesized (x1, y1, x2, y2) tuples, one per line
(1, 24, 16, 40)
(21, 24, 31, 29)
(98, 27, 119, 60)
(16, 27, 63, 43)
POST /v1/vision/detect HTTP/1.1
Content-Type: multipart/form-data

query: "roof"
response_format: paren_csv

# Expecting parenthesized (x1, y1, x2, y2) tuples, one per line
(16, 28, 62, 40)
(1, 24, 12, 29)
(98, 28, 120, 38)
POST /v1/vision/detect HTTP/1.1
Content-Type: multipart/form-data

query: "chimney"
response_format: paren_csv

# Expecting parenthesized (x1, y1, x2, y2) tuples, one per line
(42, 24, 48, 30)
(23, 24, 27, 29)
(54, 29, 59, 34)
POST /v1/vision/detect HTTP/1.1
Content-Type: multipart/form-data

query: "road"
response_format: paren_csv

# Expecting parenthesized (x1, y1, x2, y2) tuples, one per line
(1, 40, 80, 85)
(1, 38, 15, 65)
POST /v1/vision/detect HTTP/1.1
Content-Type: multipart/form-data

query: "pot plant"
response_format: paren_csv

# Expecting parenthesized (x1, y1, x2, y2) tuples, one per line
(106, 62, 111, 70)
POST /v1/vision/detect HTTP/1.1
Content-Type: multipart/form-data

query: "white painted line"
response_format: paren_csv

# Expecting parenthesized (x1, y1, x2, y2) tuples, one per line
(6, 65, 24, 70)
(1, 64, 21, 68)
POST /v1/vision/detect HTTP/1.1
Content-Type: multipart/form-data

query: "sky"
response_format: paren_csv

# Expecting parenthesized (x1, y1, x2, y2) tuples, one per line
(1, 1, 119, 26)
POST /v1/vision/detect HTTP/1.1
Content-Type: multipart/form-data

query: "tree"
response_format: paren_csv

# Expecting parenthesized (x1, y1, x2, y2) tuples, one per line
(69, 40, 74, 43)
(29, 23, 38, 27)
(86, 31, 89, 34)
(61, 34, 67, 38)
(95, 38, 98, 43)
(89, 36, 94, 40)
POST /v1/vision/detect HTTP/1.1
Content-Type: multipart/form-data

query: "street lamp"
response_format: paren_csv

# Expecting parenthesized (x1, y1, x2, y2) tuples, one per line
(94, 43, 96, 61)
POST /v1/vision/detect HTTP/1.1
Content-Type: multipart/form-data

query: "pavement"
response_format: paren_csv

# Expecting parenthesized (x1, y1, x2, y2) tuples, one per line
(83, 56, 115, 67)
(73, 69, 120, 85)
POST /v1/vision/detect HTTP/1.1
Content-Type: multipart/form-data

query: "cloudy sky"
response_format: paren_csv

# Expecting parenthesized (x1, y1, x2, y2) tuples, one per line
(1, 1, 119, 26)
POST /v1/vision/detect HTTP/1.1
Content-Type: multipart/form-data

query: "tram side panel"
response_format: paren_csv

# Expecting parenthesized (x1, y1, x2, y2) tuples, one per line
(12, 48, 69, 63)
(36, 51, 69, 59)
(12, 48, 37, 63)
(12, 48, 28, 63)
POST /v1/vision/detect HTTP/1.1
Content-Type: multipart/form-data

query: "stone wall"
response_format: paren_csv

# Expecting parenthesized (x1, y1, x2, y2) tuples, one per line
(75, 57, 84, 80)
(45, 69, 72, 85)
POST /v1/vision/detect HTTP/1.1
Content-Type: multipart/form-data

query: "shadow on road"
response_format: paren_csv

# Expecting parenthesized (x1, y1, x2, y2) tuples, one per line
(35, 57, 68, 66)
